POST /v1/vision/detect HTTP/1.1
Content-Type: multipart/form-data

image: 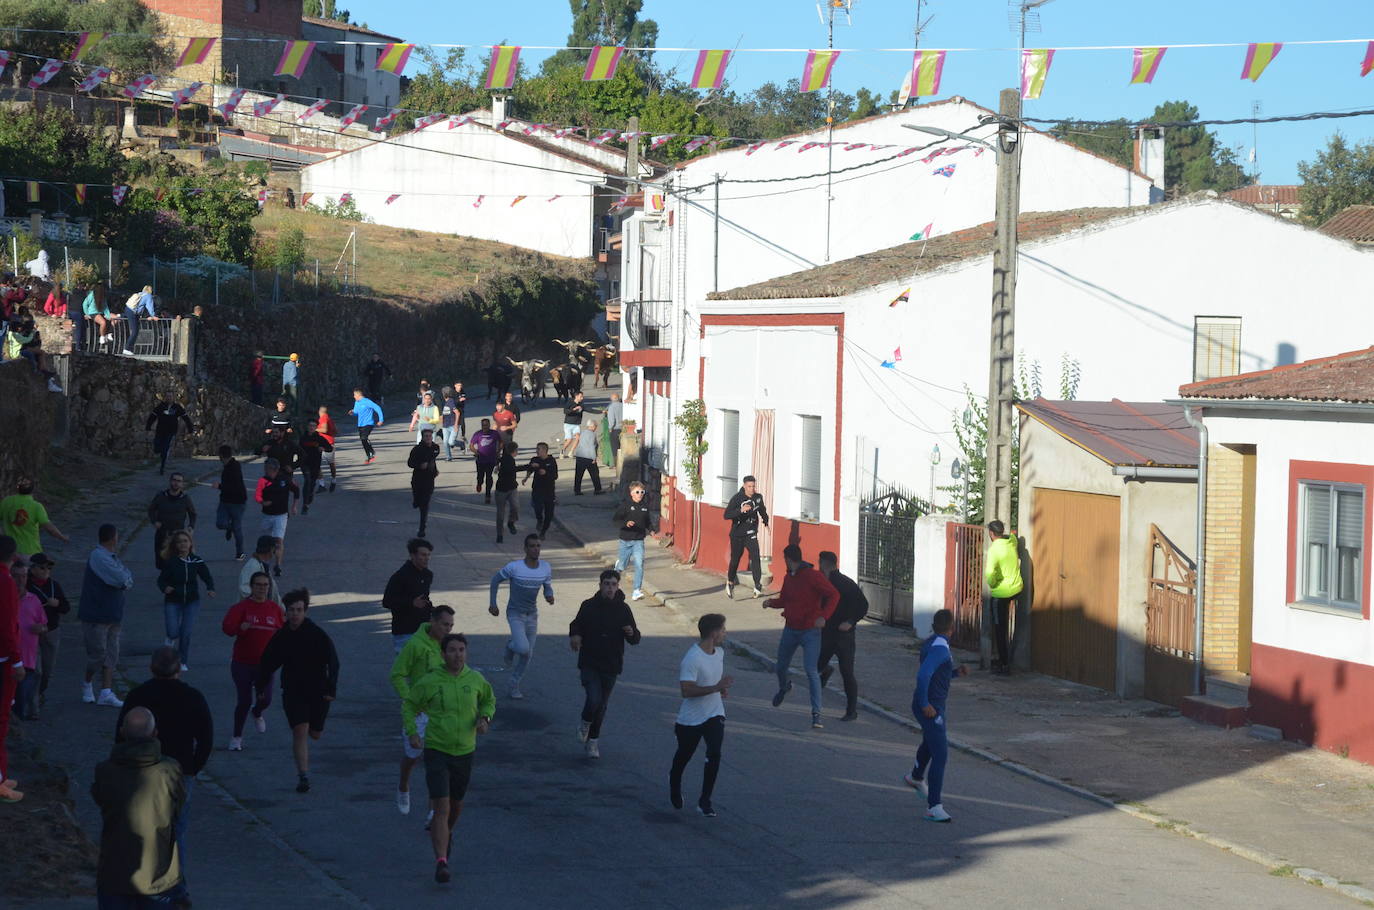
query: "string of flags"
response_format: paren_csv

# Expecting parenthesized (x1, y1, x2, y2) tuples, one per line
(880, 347, 903, 369)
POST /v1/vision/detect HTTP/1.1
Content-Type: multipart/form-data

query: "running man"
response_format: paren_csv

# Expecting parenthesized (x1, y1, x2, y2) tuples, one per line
(211, 446, 247, 559)
(364, 353, 392, 403)
(402, 633, 495, 884)
(350, 388, 384, 465)
(383, 538, 433, 655)
(816, 550, 867, 722)
(568, 569, 640, 759)
(669, 613, 732, 818)
(297, 419, 333, 516)
(724, 476, 770, 598)
(488, 535, 554, 700)
(254, 458, 299, 578)
(612, 482, 655, 601)
(493, 441, 520, 544)
(408, 429, 440, 538)
(145, 392, 194, 475)
(519, 442, 558, 540)
(315, 406, 338, 492)
(468, 419, 501, 504)
(257, 588, 339, 794)
(389, 604, 454, 817)
(905, 608, 968, 823)
(763, 545, 839, 730)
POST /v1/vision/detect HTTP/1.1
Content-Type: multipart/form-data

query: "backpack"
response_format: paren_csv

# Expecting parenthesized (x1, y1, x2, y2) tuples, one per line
(125, 292, 143, 311)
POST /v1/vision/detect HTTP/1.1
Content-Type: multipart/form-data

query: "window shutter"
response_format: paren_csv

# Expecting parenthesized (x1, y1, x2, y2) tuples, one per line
(799, 415, 822, 520)
(1193, 316, 1242, 382)
(719, 409, 739, 504)
(1306, 485, 1331, 544)
(1337, 489, 1364, 549)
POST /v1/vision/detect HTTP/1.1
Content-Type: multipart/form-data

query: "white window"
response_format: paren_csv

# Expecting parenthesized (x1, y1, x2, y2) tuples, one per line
(797, 415, 822, 521)
(1299, 481, 1364, 611)
(718, 409, 739, 504)
(1193, 316, 1241, 382)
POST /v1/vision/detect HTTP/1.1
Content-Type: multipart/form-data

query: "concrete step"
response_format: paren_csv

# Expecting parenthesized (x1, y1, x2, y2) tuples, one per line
(1205, 672, 1251, 708)
(1181, 694, 1249, 729)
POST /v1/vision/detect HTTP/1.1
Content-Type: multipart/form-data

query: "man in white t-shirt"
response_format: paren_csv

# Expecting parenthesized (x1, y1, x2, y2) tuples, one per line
(669, 613, 733, 817)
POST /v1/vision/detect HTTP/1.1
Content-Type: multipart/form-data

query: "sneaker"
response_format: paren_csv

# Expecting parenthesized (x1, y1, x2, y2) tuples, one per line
(97, 689, 124, 708)
(46, 378, 62, 393)
(578, 721, 591, 743)
(508, 685, 524, 700)
(631, 589, 644, 601)
(507, 521, 517, 534)
(496, 535, 503, 544)
(752, 586, 763, 599)
(255, 714, 267, 734)
(585, 739, 600, 759)
(365, 457, 375, 465)
(180, 664, 189, 673)
(435, 859, 451, 884)
(841, 710, 859, 722)
(923, 804, 952, 823)
(697, 803, 717, 818)
(121, 348, 134, 356)
(903, 774, 927, 796)
(228, 737, 243, 751)
(397, 790, 411, 815)
(475, 483, 482, 492)
(425, 808, 434, 831)
(296, 774, 311, 794)
(771, 681, 792, 707)
(812, 713, 824, 730)
(0, 781, 24, 803)
(234, 552, 245, 560)
(81, 682, 95, 703)
(725, 582, 734, 599)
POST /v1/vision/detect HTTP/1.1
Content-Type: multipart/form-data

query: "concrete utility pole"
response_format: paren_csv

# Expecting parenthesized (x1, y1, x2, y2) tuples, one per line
(625, 115, 640, 190)
(983, 87, 1022, 530)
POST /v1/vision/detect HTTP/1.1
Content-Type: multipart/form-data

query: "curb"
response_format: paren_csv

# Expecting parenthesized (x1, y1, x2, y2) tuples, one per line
(553, 515, 1374, 906)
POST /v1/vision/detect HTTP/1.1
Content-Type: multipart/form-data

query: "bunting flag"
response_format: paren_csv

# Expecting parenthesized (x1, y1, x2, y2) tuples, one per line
(609, 195, 629, 212)
(553, 126, 578, 138)
(684, 136, 712, 153)
(522, 123, 546, 136)
(1241, 42, 1281, 81)
(690, 50, 731, 90)
(910, 223, 933, 241)
(339, 193, 352, 205)
(510, 195, 526, 206)
(275, 40, 316, 79)
(745, 140, 768, 155)
(386, 194, 400, 205)
(340, 104, 367, 128)
(257, 189, 268, 205)
(880, 346, 903, 369)
(799, 141, 825, 153)
(76, 66, 111, 92)
(591, 129, 618, 145)
(252, 94, 284, 118)
(112, 185, 128, 206)
(546, 195, 560, 202)
(800, 49, 839, 93)
(300, 192, 312, 207)
(447, 114, 474, 128)
(933, 164, 957, 177)
(298, 99, 329, 121)
(650, 134, 676, 150)
(178, 37, 217, 67)
(895, 146, 920, 158)
(216, 88, 246, 118)
(121, 73, 158, 99)
(70, 31, 107, 62)
(413, 113, 444, 130)
(25, 181, 39, 203)
(620, 130, 646, 141)
(583, 45, 624, 82)
(888, 288, 910, 308)
(911, 49, 946, 96)
(74, 184, 86, 205)
(1364, 42, 1374, 77)
(774, 140, 797, 151)
(472, 195, 484, 208)
(843, 142, 868, 151)
(649, 193, 665, 212)
(1020, 48, 1054, 99)
(374, 108, 400, 131)
(375, 43, 414, 76)
(485, 45, 521, 89)
(27, 58, 63, 89)
(171, 82, 203, 111)
(1130, 46, 1166, 84)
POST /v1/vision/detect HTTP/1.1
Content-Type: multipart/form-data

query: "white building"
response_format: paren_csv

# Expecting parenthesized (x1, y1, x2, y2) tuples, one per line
(300, 17, 406, 126)
(681, 197, 1374, 581)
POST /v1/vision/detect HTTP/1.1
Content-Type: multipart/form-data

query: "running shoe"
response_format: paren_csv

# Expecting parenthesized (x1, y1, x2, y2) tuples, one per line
(397, 790, 411, 815)
(180, 664, 189, 673)
(811, 713, 824, 730)
(724, 582, 734, 599)
(771, 681, 792, 707)
(923, 804, 952, 823)
(752, 586, 763, 599)
(296, 774, 311, 793)
(578, 721, 591, 743)
(631, 589, 644, 601)
(255, 714, 267, 734)
(81, 682, 95, 703)
(97, 689, 124, 708)
(841, 710, 859, 722)
(508, 685, 524, 700)
(272, 565, 282, 577)
(506, 521, 517, 534)
(435, 859, 451, 884)
(697, 804, 717, 818)
(228, 737, 243, 751)
(903, 774, 927, 796)
(365, 457, 375, 465)
(585, 739, 600, 759)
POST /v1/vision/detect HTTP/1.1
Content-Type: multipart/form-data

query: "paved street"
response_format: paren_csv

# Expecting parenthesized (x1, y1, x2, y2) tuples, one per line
(17, 392, 1353, 909)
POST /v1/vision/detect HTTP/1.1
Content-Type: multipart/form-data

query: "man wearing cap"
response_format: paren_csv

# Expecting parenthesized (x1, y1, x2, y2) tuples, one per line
(408, 428, 441, 538)
(282, 352, 300, 413)
(26, 553, 68, 708)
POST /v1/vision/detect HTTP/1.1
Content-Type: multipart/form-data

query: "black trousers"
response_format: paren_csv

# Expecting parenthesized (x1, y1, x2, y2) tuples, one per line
(727, 536, 761, 586)
(993, 596, 1015, 666)
(580, 668, 618, 739)
(818, 629, 859, 714)
(670, 715, 724, 808)
(300, 468, 317, 507)
(574, 457, 601, 493)
(531, 491, 555, 533)
(359, 426, 376, 459)
(475, 462, 495, 493)
(367, 378, 383, 402)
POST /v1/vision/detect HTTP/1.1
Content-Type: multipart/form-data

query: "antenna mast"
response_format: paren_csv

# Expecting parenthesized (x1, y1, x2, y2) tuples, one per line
(819, 0, 854, 262)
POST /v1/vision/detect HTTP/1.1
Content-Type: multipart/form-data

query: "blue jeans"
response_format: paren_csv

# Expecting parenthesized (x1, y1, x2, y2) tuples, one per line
(912, 712, 948, 808)
(579, 668, 618, 739)
(442, 426, 459, 458)
(392, 633, 411, 656)
(14, 668, 38, 718)
(163, 600, 199, 665)
(125, 311, 140, 350)
(615, 539, 645, 591)
(505, 611, 538, 685)
(776, 627, 823, 715)
(215, 502, 245, 556)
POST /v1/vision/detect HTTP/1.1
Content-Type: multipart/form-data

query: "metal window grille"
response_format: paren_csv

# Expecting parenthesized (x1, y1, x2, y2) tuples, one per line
(797, 415, 822, 521)
(1299, 481, 1364, 610)
(718, 409, 739, 504)
(1192, 316, 1241, 382)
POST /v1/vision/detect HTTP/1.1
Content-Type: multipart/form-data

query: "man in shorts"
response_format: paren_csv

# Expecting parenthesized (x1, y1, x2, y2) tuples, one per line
(257, 588, 339, 794)
(403, 633, 494, 884)
(254, 458, 299, 578)
(390, 604, 454, 818)
(79, 524, 134, 708)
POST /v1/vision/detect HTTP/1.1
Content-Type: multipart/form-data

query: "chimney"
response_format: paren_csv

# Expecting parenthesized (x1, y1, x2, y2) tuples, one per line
(1133, 126, 1166, 198)
(491, 94, 508, 126)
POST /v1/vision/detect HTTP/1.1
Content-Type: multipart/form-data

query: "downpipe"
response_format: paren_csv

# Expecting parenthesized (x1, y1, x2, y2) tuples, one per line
(1182, 405, 1208, 696)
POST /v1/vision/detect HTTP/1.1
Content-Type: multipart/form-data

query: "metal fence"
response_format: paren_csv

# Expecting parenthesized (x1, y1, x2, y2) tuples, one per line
(75, 315, 173, 360)
(623, 299, 672, 349)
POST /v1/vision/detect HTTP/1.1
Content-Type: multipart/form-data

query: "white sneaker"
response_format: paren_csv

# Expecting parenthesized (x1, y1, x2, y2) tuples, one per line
(397, 790, 411, 815)
(508, 685, 524, 700)
(255, 714, 267, 734)
(585, 739, 600, 759)
(180, 664, 189, 673)
(631, 589, 644, 601)
(121, 349, 134, 357)
(164, 638, 175, 648)
(923, 804, 952, 823)
(82, 682, 95, 703)
(578, 721, 591, 743)
(228, 737, 243, 751)
(903, 774, 927, 796)
(424, 808, 435, 830)
(96, 689, 123, 708)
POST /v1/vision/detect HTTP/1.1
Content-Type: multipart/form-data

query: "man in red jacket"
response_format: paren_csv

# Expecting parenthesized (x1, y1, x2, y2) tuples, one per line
(0, 535, 25, 801)
(763, 544, 838, 730)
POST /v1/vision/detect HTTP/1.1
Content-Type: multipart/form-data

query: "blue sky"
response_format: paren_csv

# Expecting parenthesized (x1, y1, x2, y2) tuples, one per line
(351, 0, 1374, 184)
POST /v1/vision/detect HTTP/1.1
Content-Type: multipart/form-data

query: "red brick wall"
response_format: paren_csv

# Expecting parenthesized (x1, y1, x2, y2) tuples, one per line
(145, 1, 302, 37)
(1251, 642, 1374, 764)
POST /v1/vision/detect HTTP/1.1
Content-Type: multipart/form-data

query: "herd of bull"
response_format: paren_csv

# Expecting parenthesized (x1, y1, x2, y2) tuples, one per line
(490, 337, 618, 402)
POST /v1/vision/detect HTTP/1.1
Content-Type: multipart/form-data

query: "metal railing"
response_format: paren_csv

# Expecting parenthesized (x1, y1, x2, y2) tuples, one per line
(76, 315, 173, 360)
(623, 298, 672, 349)
(944, 522, 986, 651)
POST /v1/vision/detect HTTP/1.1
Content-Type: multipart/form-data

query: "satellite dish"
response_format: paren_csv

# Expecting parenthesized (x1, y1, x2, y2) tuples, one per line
(898, 68, 913, 107)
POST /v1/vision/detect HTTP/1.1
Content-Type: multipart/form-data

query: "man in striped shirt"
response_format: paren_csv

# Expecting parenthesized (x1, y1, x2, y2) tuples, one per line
(488, 535, 554, 700)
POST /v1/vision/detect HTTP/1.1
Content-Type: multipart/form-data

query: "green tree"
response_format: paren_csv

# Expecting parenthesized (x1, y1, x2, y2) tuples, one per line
(543, 0, 659, 73)
(394, 48, 487, 131)
(303, 0, 352, 22)
(1297, 133, 1374, 227)
(0, 106, 127, 227)
(848, 87, 885, 122)
(0, 0, 168, 81)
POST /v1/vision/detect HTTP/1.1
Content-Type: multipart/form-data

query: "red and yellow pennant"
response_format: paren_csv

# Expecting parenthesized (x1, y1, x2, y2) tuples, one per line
(1130, 47, 1166, 84)
(800, 49, 839, 93)
(1020, 48, 1054, 99)
(376, 43, 413, 76)
(70, 31, 106, 62)
(690, 50, 731, 90)
(178, 37, 217, 67)
(583, 45, 623, 81)
(275, 40, 317, 79)
(26, 181, 39, 203)
(1241, 42, 1281, 81)
(912, 49, 946, 96)
(74, 184, 86, 205)
(485, 45, 521, 90)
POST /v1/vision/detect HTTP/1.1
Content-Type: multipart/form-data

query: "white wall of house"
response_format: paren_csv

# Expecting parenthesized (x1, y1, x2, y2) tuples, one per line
(300, 22, 404, 116)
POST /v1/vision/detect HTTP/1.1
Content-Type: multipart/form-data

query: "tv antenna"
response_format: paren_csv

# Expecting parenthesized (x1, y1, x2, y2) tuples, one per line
(1010, 0, 1055, 50)
(901, 0, 936, 107)
(818, 0, 856, 262)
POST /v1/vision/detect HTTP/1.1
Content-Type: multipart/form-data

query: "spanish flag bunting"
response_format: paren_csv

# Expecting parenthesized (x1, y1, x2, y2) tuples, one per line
(583, 46, 624, 82)
(485, 45, 521, 90)
(27, 58, 63, 89)
(1130, 47, 1166, 84)
(375, 43, 414, 76)
(1241, 42, 1281, 81)
(911, 49, 946, 97)
(74, 184, 86, 205)
(1364, 42, 1374, 77)
(300, 192, 312, 207)
(690, 50, 731, 90)
(649, 193, 665, 212)
(510, 195, 527, 206)
(26, 181, 39, 203)
(889, 288, 910, 308)
(112, 185, 128, 206)
(76, 67, 111, 92)
(1020, 48, 1054, 99)
(178, 37, 217, 67)
(800, 49, 839, 93)
(121, 73, 157, 99)
(70, 31, 107, 62)
(386, 194, 400, 205)
(275, 40, 316, 79)
(340, 104, 367, 128)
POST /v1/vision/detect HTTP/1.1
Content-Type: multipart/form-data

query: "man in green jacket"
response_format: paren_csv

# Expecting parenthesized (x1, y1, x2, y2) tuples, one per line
(91, 706, 186, 906)
(984, 520, 1024, 676)
(403, 632, 495, 885)
(389, 605, 454, 818)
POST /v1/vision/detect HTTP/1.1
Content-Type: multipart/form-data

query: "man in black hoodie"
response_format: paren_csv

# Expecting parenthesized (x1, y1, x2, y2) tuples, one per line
(520, 442, 559, 540)
(258, 588, 339, 794)
(568, 569, 641, 759)
(408, 429, 440, 538)
(816, 551, 868, 722)
(148, 472, 196, 571)
(261, 428, 302, 486)
(297, 418, 334, 516)
(145, 392, 194, 475)
(211, 445, 247, 559)
(612, 482, 655, 601)
(383, 538, 434, 655)
(493, 441, 520, 544)
(723, 476, 770, 599)
(117, 646, 213, 907)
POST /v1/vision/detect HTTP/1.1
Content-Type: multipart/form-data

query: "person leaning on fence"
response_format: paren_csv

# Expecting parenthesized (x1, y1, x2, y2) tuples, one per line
(82, 284, 115, 348)
(122, 285, 157, 357)
(984, 520, 1024, 676)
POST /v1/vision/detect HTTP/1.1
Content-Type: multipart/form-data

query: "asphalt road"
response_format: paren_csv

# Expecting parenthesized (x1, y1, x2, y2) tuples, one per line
(26, 390, 1354, 909)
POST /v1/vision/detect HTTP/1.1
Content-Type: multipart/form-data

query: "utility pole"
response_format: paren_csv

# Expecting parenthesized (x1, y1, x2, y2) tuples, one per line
(983, 87, 1022, 530)
(625, 114, 640, 191)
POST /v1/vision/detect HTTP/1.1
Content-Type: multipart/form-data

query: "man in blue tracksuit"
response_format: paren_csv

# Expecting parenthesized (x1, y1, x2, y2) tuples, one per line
(350, 387, 385, 464)
(905, 608, 966, 823)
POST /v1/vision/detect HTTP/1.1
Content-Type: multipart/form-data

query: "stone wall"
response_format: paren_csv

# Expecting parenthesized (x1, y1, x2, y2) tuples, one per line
(0, 360, 58, 493)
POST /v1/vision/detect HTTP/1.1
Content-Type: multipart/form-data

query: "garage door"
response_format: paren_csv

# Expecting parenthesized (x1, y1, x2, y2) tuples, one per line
(1030, 489, 1121, 692)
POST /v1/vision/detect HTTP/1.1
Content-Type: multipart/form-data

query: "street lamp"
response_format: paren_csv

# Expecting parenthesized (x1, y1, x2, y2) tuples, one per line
(928, 443, 941, 507)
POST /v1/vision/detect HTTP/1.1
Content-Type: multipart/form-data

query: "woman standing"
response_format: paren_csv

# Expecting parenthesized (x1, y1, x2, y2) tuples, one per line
(157, 530, 215, 672)
(220, 572, 284, 751)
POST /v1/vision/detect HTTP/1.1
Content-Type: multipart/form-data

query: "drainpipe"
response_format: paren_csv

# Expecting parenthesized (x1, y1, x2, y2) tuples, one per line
(1182, 404, 1208, 695)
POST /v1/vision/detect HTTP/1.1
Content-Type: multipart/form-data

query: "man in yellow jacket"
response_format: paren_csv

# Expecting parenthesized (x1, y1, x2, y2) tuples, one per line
(984, 520, 1023, 676)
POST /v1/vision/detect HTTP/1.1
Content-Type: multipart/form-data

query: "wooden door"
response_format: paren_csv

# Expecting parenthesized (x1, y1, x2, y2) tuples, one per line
(1030, 489, 1121, 691)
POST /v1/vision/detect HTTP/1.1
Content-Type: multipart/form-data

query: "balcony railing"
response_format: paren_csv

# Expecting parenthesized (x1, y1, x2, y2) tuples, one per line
(623, 298, 672, 349)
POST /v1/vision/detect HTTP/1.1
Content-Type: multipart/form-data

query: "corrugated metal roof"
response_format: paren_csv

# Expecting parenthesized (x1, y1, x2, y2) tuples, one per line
(1318, 205, 1374, 244)
(1178, 346, 1374, 403)
(1017, 398, 1199, 468)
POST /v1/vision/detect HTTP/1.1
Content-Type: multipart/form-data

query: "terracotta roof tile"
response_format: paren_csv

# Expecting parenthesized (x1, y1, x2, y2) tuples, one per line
(1318, 205, 1374, 243)
(1223, 185, 1300, 205)
(1178, 346, 1374, 403)
(1018, 399, 1199, 468)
